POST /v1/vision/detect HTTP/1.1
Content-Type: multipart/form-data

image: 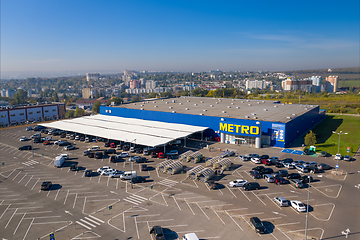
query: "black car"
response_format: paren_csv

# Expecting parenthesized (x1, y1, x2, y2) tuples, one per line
(318, 163, 332, 170)
(106, 149, 116, 154)
(70, 164, 79, 171)
(84, 170, 92, 177)
(135, 157, 147, 163)
(95, 152, 103, 159)
(88, 152, 95, 158)
(33, 137, 41, 143)
(122, 145, 130, 151)
(130, 176, 146, 183)
(272, 170, 288, 177)
(110, 156, 118, 163)
(259, 168, 274, 175)
(249, 170, 261, 179)
(300, 175, 314, 183)
(41, 181, 52, 190)
(242, 182, 260, 191)
(104, 142, 110, 147)
(250, 217, 266, 234)
(141, 164, 148, 171)
(308, 166, 321, 173)
(207, 180, 220, 190)
(59, 141, 71, 146)
(281, 158, 293, 164)
(19, 145, 32, 150)
(150, 226, 165, 240)
(80, 137, 85, 141)
(274, 160, 283, 168)
(252, 166, 265, 172)
(60, 133, 66, 138)
(135, 148, 143, 154)
(274, 177, 289, 185)
(287, 173, 302, 179)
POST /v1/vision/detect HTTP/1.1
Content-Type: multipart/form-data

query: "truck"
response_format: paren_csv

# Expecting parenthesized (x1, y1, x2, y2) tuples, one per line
(54, 155, 66, 168)
(120, 171, 137, 180)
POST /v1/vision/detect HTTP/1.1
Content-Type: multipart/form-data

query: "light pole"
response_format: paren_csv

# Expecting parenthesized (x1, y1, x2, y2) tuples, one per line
(304, 175, 311, 240)
(332, 131, 348, 175)
(127, 139, 136, 189)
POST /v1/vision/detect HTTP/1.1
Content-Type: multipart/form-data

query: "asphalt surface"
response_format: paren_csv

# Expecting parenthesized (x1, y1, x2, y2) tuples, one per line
(0, 126, 359, 240)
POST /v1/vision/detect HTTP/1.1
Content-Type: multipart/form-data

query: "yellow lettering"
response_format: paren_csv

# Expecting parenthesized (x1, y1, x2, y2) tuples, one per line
(219, 122, 227, 132)
(250, 126, 259, 135)
(241, 125, 249, 134)
(228, 124, 234, 132)
(235, 124, 241, 133)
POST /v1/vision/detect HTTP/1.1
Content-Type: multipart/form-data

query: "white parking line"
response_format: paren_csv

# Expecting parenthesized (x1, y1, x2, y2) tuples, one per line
(12, 171, 22, 181)
(226, 186, 237, 198)
(196, 203, 210, 220)
(18, 173, 28, 183)
(210, 206, 225, 225)
(226, 211, 243, 230)
(252, 192, 266, 205)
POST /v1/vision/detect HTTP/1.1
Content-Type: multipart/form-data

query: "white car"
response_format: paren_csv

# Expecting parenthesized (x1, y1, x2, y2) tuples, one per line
(85, 137, 90, 143)
(229, 179, 248, 187)
(101, 169, 116, 176)
(251, 156, 261, 164)
(118, 152, 130, 158)
(54, 140, 65, 145)
(59, 153, 69, 160)
(292, 160, 306, 166)
(303, 161, 317, 168)
(283, 162, 295, 169)
(20, 136, 28, 141)
(88, 146, 100, 151)
(109, 171, 125, 178)
(297, 165, 309, 173)
(334, 153, 342, 160)
(343, 155, 351, 161)
(64, 145, 75, 151)
(97, 166, 112, 173)
(291, 200, 307, 212)
(129, 156, 141, 162)
(42, 136, 52, 141)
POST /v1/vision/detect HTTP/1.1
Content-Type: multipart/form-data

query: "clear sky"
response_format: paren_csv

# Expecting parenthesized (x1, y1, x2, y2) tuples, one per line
(1, 0, 359, 78)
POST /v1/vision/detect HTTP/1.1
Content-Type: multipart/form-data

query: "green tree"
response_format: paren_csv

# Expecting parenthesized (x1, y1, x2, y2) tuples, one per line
(65, 110, 74, 118)
(13, 89, 28, 104)
(92, 101, 101, 113)
(62, 93, 67, 100)
(356, 108, 360, 115)
(53, 91, 59, 102)
(75, 107, 82, 117)
(146, 92, 158, 98)
(304, 130, 317, 146)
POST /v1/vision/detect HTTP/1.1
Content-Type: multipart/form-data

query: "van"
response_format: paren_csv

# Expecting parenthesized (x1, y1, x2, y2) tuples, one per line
(54, 155, 66, 168)
(182, 233, 199, 240)
(120, 171, 137, 180)
(264, 174, 275, 183)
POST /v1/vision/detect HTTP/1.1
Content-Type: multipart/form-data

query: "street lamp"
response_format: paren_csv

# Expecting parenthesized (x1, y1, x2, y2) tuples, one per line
(332, 131, 348, 175)
(127, 139, 136, 189)
(304, 175, 311, 240)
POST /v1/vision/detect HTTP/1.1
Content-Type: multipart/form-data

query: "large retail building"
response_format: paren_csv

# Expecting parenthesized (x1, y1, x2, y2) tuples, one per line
(101, 97, 325, 148)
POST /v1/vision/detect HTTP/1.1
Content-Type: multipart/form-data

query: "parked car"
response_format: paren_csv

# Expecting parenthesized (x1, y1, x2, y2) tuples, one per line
(129, 156, 141, 162)
(258, 168, 274, 175)
(292, 160, 306, 166)
(97, 166, 112, 173)
(104, 142, 110, 147)
(43, 140, 51, 145)
(141, 164, 148, 171)
(41, 181, 52, 190)
(274, 161, 283, 168)
(110, 156, 118, 163)
(272, 170, 288, 178)
(207, 180, 219, 190)
(166, 150, 179, 156)
(95, 152, 103, 159)
(105, 149, 116, 154)
(84, 170, 92, 177)
(143, 149, 149, 155)
(70, 164, 79, 171)
(252, 166, 265, 172)
(229, 179, 248, 187)
(300, 175, 314, 183)
(274, 177, 289, 185)
(83, 150, 90, 156)
(242, 182, 260, 191)
(287, 173, 302, 179)
(85, 137, 90, 143)
(320, 151, 327, 157)
(19, 145, 32, 150)
(135, 157, 147, 163)
(291, 200, 307, 212)
(304, 161, 317, 168)
(249, 170, 261, 179)
(129, 176, 146, 183)
(289, 179, 304, 188)
(249, 217, 266, 234)
(251, 155, 261, 164)
(334, 153, 342, 160)
(150, 226, 165, 240)
(151, 151, 158, 158)
(88, 146, 100, 151)
(296, 165, 309, 173)
(20, 136, 28, 141)
(59, 141, 71, 146)
(273, 197, 290, 207)
(343, 155, 351, 161)
(110, 142, 116, 148)
(260, 155, 270, 165)
(269, 156, 279, 164)
(64, 145, 75, 151)
(263, 174, 275, 183)
(118, 152, 129, 158)
(238, 155, 250, 161)
(101, 169, 116, 176)
(318, 163, 332, 170)
(87, 152, 95, 158)
(109, 170, 125, 178)
(26, 126, 32, 131)
(158, 152, 165, 158)
(283, 162, 295, 169)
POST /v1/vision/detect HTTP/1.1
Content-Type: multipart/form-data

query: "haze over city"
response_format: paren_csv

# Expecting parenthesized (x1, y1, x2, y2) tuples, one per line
(1, 0, 359, 79)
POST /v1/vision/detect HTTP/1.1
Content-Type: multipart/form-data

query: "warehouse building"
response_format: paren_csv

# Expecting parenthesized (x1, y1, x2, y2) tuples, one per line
(100, 97, 325, 148)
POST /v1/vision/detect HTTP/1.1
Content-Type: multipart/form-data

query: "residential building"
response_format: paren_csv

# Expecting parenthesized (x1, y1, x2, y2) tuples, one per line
(86, 73, 100, 81)
(282, 78, 313, 92)
(245, 80, 271, 90)
(130, 80, 141, 89)
(326, 76, 338, 93)
(146, 80, 157, 89)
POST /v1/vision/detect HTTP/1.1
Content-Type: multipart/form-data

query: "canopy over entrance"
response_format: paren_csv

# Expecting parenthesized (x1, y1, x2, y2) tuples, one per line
(39, 114, 208, 147)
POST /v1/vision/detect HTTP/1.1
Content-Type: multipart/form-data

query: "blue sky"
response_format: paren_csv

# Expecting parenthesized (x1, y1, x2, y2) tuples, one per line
(1, 0, 359, 78)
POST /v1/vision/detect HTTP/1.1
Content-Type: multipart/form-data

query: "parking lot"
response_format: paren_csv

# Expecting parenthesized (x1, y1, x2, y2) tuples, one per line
(0, 126, 359, 240)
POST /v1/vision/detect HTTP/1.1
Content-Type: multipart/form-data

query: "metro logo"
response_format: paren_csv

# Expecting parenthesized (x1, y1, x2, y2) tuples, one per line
(219, 122, 260, 136)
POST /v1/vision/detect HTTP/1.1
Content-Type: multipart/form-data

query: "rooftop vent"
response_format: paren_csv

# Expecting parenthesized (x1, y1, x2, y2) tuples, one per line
(172, 111, 176, 113)
(215, 102, 219, 104)
(245, 115, 249, 118)
(292, 113, 296, 116)
(210, 105, 214, 107)
(286, 116, 292, 119)
(236, 106, 240, 109)
(222, 111, 226, 113)
(140, 108, 144, 110)
(166, 102, 169, 104)
(154, 106, 158, 108)
(231, 102, 234, 105)
(253, 117, 258, 119)
(185, 108, 189, 110)
(248, 104, 252, 106)
(133, 103, 136, 105)
(199, 113, 204, 115)
(187, 100, 190, 102)
(227, 106, 231, 108)
(203, 109, 207, 111)
(274, 105, 278, 108)
(263, 109, 268, 111)
(179, 103, 183, 105)
(141, 105, 144, 107)
(172, 100, 176, 103)
(169, 107, 173, 109)
(194, 103, 197, 106)
(200, 101, 204, 103)
(251, 113, 256, 115)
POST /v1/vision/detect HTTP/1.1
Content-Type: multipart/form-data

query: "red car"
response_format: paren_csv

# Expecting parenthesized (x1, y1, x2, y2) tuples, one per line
(158, 152, 165, 158)
(110, 143, 116, 148)
(261, 158, 271, 165)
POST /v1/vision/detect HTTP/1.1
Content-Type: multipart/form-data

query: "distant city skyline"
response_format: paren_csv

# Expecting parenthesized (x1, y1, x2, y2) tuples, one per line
(1, 0, 359, 79)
